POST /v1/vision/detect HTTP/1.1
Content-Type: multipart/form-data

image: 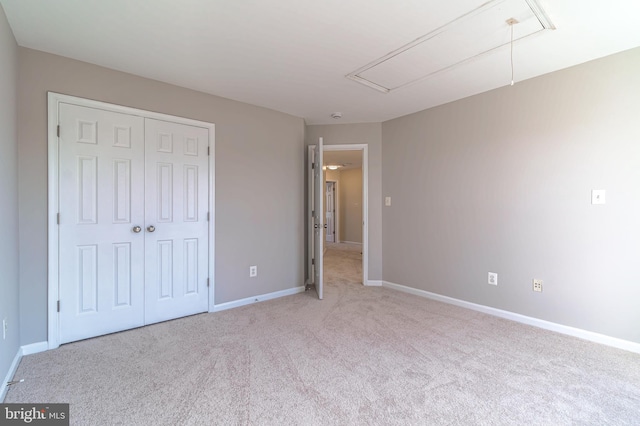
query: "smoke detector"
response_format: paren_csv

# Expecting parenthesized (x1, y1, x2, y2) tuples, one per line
(330, 112, 342, 119)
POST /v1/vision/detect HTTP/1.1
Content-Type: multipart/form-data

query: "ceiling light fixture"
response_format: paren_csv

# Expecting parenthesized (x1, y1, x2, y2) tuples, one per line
(327, 165, 340, 170)
(330, 112, 343, 119)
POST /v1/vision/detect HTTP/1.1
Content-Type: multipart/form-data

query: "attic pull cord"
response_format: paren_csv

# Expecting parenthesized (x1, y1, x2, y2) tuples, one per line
(510, 20, 515, 86)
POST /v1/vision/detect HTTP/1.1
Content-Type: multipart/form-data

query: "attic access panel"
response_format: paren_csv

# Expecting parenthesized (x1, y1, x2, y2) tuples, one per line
(347, 0, 554, 93)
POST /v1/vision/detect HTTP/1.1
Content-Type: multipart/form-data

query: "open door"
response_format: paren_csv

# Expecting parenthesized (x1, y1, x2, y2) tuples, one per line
(307, 138, 324, 299)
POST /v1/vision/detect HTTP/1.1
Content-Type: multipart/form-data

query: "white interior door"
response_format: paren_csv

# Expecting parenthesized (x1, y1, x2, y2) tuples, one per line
(144, 118, 210, 324)
(58, 103, 145, 344)
(58, 102, 211, 344)
(313, 138, 324, 299)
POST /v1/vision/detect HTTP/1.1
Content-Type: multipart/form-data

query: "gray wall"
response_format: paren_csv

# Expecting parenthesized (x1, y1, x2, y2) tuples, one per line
(339, 168, 363, 243)
(306, 124, 382, 282)
(0, 4, 20, 388)
(18, 48, 305, 345)
(382, 47, 640, 343)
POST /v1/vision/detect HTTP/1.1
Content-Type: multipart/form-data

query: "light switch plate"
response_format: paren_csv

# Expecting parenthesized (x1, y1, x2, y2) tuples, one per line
(385, 196, 391, 206)
(592, 189, 606, 205)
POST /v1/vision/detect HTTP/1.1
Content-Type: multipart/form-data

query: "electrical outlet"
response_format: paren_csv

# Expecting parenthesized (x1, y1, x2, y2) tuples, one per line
(249, 265, 257, 277)
(2, 319, 7, 340)
(488, 272, 498, 286)
(591, 189, 606, 205)
(533, 279, 543, 292)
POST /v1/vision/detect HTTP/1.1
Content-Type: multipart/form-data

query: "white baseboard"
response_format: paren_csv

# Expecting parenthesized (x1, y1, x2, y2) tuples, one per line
(382, 281, 640, 354)
(21, 341, 48, 356)
(1, 341, 48, 401)
(1, 348, 22, 402)
(366, 280, 382, 286)
(212, 286, 306, 312)
(340, 241, 362, 246)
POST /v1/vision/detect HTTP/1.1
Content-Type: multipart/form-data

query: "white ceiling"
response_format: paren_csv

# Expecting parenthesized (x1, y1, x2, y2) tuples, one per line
(2, 0, 640, 124)
(324, 150, 362, 170)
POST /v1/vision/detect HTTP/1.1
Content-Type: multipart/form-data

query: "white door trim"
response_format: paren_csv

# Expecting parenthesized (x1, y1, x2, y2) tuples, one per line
(306, 145, 314, 285)
(47, 92, 215, 349)
(322, 144, 369, 286)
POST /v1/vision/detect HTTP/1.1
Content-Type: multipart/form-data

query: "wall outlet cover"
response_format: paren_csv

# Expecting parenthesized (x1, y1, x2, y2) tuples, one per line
(533, 279, 543, 292)
(488, 272, 498, 285)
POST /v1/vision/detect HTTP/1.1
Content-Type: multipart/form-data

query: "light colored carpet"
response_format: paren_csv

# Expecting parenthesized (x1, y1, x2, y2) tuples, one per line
(324, 242, 363, 285)
(5, 244, 640, 425)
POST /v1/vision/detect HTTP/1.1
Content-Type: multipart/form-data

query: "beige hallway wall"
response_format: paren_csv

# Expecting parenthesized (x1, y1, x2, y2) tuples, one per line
(324, 167, 363, 244)
(324, 170, 339, 242)
(339, 168, 363, 243)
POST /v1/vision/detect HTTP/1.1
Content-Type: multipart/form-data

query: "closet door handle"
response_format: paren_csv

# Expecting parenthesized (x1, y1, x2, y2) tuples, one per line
(147, 225, 156, 233)
(132, 226, 142, 233)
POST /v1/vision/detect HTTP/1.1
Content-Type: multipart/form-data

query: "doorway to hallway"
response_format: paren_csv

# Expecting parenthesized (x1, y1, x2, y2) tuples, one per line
(306, 142, 369, 298)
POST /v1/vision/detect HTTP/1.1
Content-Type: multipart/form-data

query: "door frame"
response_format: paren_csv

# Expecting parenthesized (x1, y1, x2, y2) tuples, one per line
(47, 92, 215, 349)
(320, 144, 369, 286)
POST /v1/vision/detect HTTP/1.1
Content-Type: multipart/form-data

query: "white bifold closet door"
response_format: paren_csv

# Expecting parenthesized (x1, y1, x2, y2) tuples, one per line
(58, 104, 209, 344)
(143, 118, 209, 324)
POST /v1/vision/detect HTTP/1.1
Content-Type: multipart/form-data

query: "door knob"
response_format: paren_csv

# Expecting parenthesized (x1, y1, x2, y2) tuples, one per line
(147, 225, 156, 232)
(132, 226, 142, 233)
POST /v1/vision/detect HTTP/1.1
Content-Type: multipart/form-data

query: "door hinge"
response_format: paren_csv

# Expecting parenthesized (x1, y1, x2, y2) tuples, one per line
(57, 300, 60, 312)
(312, 210, 315, 217)
(57, 125, 60, 137)
(207, 278, 210, 287)
(311, 258, 315, 265)
(207, 212, 209, 221)
(208, 146, 210, 156)
(57, 213, 60, 225)
(312, 162, 315, 169)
